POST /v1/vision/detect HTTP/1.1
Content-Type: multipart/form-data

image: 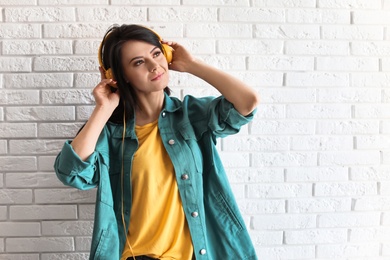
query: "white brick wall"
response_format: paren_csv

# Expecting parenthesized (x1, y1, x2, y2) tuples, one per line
(0, 1, 389, 259)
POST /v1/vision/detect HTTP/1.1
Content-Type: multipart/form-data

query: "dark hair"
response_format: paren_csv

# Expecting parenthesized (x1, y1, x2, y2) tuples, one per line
(100, 24, 171, 123)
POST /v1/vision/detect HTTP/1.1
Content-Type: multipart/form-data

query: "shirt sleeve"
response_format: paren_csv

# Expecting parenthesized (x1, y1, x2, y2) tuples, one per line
(54, 140, 99, 190)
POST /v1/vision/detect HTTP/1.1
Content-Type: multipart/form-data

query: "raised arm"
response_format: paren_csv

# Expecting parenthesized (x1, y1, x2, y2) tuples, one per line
(166, 42, 260, 116)
(71, 68, 120, 161)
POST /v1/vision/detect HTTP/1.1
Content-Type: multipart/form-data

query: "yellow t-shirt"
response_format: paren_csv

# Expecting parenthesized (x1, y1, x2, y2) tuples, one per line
(121, 120, 193, 260)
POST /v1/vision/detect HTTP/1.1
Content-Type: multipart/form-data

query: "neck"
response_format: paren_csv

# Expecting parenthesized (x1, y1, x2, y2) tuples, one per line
(135, 91, 165, 126)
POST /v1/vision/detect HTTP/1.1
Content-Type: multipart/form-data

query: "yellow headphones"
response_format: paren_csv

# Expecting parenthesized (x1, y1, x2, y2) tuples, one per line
(97, 25, 173, 87)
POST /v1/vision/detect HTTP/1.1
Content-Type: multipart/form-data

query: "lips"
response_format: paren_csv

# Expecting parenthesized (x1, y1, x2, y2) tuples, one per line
(151, 73, 164, 81)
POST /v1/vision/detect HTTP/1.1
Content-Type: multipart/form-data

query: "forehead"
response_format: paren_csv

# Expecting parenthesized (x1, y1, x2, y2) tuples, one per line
(121, 40, 158, 57)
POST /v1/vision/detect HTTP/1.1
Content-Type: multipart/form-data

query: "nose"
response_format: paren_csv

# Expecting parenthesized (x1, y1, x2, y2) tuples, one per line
(147, 59, 159, 72)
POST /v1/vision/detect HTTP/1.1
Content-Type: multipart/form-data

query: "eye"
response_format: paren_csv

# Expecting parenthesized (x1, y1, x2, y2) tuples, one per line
(134, 60, 144, 66)
(153, 51, 162, 58)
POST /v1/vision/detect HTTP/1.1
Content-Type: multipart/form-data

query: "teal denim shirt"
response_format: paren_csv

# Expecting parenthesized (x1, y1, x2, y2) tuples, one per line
(54, 94, 258, 260)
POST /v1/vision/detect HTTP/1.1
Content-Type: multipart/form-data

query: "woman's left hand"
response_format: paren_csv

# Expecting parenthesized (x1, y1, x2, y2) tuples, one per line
(162, 41, 196, 73)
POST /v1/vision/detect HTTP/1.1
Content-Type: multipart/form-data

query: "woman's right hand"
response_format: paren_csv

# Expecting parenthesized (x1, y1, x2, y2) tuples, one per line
(92, 67, 120, 112)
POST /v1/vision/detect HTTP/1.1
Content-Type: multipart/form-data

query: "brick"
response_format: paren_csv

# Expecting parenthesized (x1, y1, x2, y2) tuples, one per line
(76, 106, 94, 121)
(77, 7, 146, 22)
(0, 57, 31, 72)
(287, 104, 351, 119)
(201, 55, 246, 70)
(238, 199, 285, 215)
(0, 255, 39, 260)
(183, 0, 247, 5)
(6, 106, 75, 121)
(219, 152, 250, 167)
(260, 88, 316, 103)
(354, 196, 390, 211)
(42, 89, 94, 105)
(319, 0, 382, 8)
(33, 56, 97, 72)
(288, 9, 350, 23)
(317, 120, 379, 134)
(0, 123, 36, 138)
(42, 221, 93, 236)
(350, 227, 390, 242)
(226, 168, 284, 183)
(322, 25, 384, 40)
(254, 151, 317, 167)
(74, 73, 99, 88)
(318, 212, 380, 227)
(34, 189, 96, 204)
(0, 140, 7, 155)
(248, 56, 314, 71)
(0, 157, 37, 172)
(252, 119, 316, 135)
(286, 167, 349, 182)
(352, 42, 390, 56)
(288, 198, 351, 213)
(78, 204, 95, 220)
(150, 7, 216, 22)
(4, 7, 75, 22)
(254, 24, 320, 39)
(38, 123, 84, 138)
(223, 136, 289, 152)
(350, 166, 390, 181)
(6, 237, 74, 252)
(286, 41, 349, 55)
(380, 181, 390, 195)
(0, 189, 32, 204)
(3, 40, 72, 55)
(230, 72, 283, 87)
(356, 135, 390, 149)
(10, 205, 77, 220)
(0, 90, 39, 105)
(250, 231, 283, 246)
(254, 0, 316, 7)
(252, 214, 316, 230)
(320, 151, 380, 166)
(353, 10, 390, 24)
(286, 72, 349, 86)
(43, 23, 110, 38)
(319, 88, 381, 103)
(248, 183, 312, 198)
(315, 182, 378, 196)
(317, 243, 380, 258)
(4, 73, 73, 89)
(0, 23, 40, 38)
(285, 229, 347, 244)
(317, 57, 379, 72)
(0, 222, 40, 236)
(74, 40, 100, 55)
(256, 245, 315, 259)
(187, 24, 252, 38)
(75, 237, 91, 251)
(291, 136, 353, 151)
(220, 8, 285, 22)
(218, 39, 283, 55)
(355, 104, 390, 118)
(5, 172, 64, 188)
(41, 253, 89, 260)
(38, 156, 56, 171)
(384, 58, 390, 71)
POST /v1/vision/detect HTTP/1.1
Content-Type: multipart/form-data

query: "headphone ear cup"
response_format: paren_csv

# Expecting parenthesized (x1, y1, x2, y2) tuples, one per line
(162, 44, 173, 63)
(105, 68, 117, 88)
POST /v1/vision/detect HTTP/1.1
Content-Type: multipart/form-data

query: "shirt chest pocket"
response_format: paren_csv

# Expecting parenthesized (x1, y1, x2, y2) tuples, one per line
(178, 124, 204, 173)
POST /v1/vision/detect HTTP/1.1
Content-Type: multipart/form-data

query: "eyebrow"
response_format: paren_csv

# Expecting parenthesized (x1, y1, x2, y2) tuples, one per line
(129, 46, 160, 63)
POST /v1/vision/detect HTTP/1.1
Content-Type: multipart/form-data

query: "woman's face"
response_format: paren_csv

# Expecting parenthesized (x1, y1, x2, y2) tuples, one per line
(121, 40, 169, 95)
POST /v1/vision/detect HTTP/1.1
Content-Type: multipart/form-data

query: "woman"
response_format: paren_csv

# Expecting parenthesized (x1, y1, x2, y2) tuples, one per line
(54, 24, 259, 260)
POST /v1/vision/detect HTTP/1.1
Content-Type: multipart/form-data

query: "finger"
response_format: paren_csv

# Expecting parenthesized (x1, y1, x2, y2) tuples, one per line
(99, 66, 106, 81)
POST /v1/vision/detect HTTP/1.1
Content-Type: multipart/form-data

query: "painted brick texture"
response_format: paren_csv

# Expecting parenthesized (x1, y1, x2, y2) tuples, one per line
(1, 1, 390, 259)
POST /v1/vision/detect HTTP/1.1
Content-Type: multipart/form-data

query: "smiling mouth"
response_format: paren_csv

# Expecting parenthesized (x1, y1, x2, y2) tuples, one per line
(151, 73, 164, 81)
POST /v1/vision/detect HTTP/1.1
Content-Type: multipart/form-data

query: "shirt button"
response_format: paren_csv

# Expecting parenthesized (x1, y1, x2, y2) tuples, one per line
(168, 139, 175, 145)
(191, 211, 198, 218)
(162, 112, 166, 117)
(199, 249, 206, 255)
(181, 174, 189, 180)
